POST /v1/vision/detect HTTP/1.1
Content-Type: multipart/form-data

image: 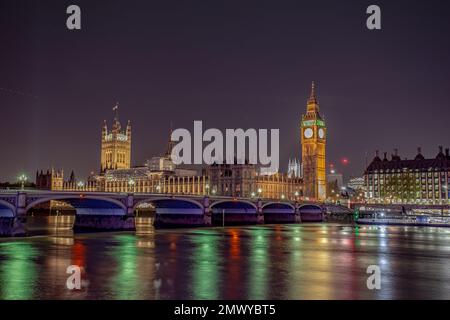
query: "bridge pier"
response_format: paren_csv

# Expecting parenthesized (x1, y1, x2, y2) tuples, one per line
(321, 205, 327, 222)
(203, 196, 211, 226)
(0, 192, 27, 237)
(74, 215, 135, 232)
(12, 192, 27, 236)
(126, 193, 135, 216)
(294, 202, 302, 223)
(256, 199, 264, 224)
(0, 216, 26, 237)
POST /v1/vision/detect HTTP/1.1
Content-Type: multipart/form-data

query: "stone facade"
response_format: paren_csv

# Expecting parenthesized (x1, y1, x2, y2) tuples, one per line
(100, 105, 131, 172)
(364, 147, 450, 205)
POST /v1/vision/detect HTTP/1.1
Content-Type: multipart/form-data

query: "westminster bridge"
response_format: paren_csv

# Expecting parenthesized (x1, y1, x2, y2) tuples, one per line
(0, 190, 341, 236)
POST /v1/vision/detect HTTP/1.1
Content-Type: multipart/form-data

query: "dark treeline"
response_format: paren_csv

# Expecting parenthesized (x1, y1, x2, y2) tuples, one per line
(0, 182, 36, 189)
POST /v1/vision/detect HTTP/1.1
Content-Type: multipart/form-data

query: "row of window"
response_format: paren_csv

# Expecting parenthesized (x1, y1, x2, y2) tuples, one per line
(368, 172, 448, 178)
(369, 168, 448, 174)
(104, 152, 128, 164)
(368, 179, 447, 185)
(371, 191, 448, 199)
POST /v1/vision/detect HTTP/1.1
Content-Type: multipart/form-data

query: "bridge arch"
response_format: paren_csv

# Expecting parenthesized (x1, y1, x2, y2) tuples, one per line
(262, 202, 296, 211)
(0, 199, 15, 217)
(25, 195, 127, 216)
(210, 199, 257, 212)
(262, 202, 296, 223)
(298, 204, 324, 222)
(134, 197, 203, 214)
(134, 197, 204, 227)
(210, 200, 258, 225)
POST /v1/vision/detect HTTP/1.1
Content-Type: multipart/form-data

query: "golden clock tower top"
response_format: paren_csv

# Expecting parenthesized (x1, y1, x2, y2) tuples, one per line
(305, 81, 322, 118)
(301, 82, 327, 201)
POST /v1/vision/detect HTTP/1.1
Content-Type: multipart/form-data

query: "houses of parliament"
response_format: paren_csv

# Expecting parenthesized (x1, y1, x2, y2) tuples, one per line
(36, 84, 327, 202)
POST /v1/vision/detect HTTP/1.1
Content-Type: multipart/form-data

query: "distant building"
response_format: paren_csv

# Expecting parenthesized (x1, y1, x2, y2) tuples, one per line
(36, 169, 64, 190)
(207, 162, 302, 200)
(147, 156, 175, 172)
(326, 169, 343, 199)
(287, 158, 302, 178)
(327, 171, 343, 189)
(146, 128, 176, 172)
(100, 126, 205, 194)
(100, 104, 132, 172)
(347, 177, 365, 191)
(255, 173, 302, 200)
(207, 162, 258, 197)
(364, 147, 450, 204)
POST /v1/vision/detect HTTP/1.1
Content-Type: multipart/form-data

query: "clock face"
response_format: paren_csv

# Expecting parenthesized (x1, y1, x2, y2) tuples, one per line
(318, 128, 325, 139)
(304, 128, 313, 139)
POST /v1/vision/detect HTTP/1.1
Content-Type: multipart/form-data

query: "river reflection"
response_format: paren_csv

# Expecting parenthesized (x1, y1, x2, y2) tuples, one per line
(1, 224, 450, 300)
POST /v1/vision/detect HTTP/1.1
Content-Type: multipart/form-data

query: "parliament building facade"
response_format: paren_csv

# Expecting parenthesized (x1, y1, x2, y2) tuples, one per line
(37, 84, 328, 202)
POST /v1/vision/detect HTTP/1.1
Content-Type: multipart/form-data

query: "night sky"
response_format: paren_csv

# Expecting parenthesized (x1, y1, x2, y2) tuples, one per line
(1, 0, 450, 182)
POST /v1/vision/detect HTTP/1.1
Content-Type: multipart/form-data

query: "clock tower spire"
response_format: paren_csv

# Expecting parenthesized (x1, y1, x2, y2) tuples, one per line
(301, 81, 327, 201)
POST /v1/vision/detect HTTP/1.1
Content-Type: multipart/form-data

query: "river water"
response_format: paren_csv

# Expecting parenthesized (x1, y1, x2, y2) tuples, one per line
(1, 223, 450, 300)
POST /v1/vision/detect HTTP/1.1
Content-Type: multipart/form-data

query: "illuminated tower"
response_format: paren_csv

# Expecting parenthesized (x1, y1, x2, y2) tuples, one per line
(101, 104, 132, 172)
(301, 82, 326, 201)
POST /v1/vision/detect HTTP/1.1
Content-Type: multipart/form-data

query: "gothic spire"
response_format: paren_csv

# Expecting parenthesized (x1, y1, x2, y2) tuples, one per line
(113, 102, 119, 121)
(112, 102, 121, 132)
(165, 124, 176, 158)
(308, 81, 318, 105)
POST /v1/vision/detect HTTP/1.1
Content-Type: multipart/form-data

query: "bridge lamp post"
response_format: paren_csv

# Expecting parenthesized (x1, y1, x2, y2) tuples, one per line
(257, 188, 262, 199)
(205, 184, 210, 195)
(251, 192, 256, 198)
(77, 181, 85, 190)
(212, 189, 216, 195)
(281, 194, 285, 200)
(18, 174, 28, 190)
(156, 184, 161, 193)
(128, 179, 136, 193)
(443, 185, 448, 205)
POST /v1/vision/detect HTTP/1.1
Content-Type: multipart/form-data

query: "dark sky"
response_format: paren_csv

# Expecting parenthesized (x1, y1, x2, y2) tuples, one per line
(1, 0, 450, 182)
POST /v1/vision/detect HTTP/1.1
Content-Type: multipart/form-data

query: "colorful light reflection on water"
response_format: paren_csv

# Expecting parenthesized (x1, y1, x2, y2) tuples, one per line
(1, 224, 450, 300)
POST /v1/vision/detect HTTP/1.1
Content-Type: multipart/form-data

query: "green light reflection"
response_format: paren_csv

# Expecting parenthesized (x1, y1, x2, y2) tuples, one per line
(248, 228, 269, 299)
(109, 234, 139, 299)
(190, 230, 220, 299)
(0, 241, 38, 300)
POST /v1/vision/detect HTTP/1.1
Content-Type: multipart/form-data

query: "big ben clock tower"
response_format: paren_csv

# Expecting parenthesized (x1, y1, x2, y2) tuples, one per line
(301, 82, 326, 201)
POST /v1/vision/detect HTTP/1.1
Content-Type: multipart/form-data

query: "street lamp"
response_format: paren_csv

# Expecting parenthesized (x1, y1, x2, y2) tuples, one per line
(156, 184, 161, 193)
(128, 179, 135, 193)
(18, 174, 27, 190)
(205, 184, 210, 195)
(257, 188, 262, 198)
(77, 181, 85, 189)
(251, 192, 256, 198)
(281, 194, 285, 200)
